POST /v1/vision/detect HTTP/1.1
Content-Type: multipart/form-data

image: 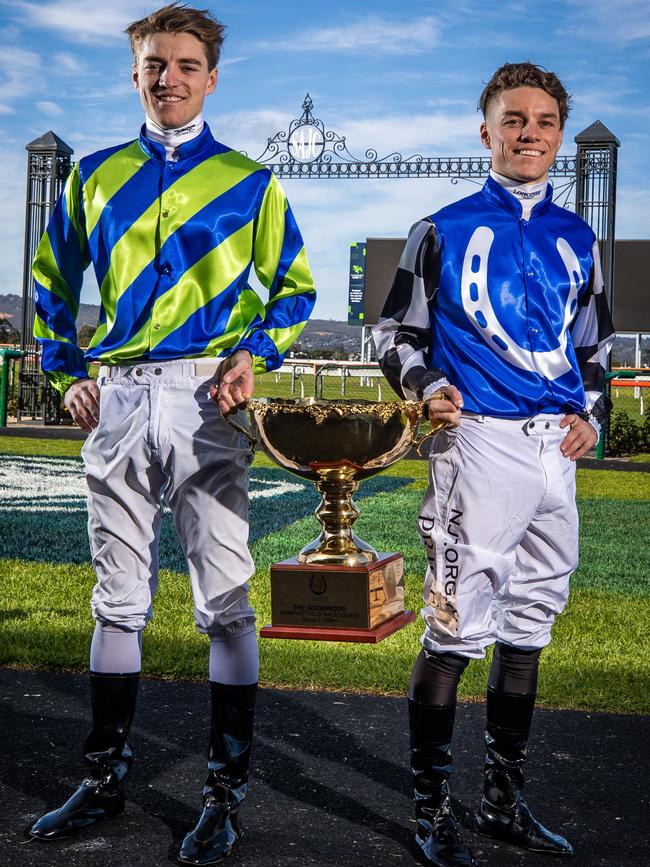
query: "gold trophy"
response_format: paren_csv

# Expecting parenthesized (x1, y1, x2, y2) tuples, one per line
(228, 398, 441, 643)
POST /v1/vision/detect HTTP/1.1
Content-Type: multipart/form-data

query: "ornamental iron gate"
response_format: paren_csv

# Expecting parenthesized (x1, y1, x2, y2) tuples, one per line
(19, 96, 619, 424)
(256, 95, 580, 183)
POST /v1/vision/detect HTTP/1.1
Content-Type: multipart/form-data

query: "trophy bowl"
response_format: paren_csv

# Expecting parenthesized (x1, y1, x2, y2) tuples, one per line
(238, 398, 432, 566)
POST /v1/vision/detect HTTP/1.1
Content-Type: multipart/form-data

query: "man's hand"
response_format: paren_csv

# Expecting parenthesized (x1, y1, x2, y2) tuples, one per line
(559, 414, 598, 461)
(64, 378, 100, 433)
(426, 384, 464, 428)
(210, 350, 254, 415)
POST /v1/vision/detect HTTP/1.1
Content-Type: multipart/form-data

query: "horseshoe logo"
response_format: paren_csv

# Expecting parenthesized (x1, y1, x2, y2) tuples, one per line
(461, 227, 581, 380)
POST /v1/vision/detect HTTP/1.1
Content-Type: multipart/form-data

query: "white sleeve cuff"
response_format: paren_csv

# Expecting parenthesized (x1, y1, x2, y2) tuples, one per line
(422, 377, 450, 401)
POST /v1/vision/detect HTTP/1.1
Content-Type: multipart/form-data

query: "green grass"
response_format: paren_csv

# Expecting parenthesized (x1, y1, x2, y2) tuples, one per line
(255, 370, 401, 403)
(609, 387, 646, 418)
(1, 432, 648, 712)
(0, 435, 84, 457)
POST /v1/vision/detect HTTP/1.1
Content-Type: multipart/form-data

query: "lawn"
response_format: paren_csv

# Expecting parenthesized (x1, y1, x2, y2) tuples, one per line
(1, 435, 648, 713)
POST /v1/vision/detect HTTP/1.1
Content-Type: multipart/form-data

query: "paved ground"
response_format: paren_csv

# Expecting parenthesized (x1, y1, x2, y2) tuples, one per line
(1, 668, 648, 867)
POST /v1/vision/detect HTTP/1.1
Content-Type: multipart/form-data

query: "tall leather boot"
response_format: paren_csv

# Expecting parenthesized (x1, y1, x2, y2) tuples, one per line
(29, 672, 139, 839)
(409, 699, 477, 867)
(178, 681, 257, 865)
(473, 687, 573, 855)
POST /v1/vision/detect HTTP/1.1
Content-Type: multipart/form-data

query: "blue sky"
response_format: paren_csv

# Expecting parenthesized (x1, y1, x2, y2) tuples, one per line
(1, 0, 648, 320)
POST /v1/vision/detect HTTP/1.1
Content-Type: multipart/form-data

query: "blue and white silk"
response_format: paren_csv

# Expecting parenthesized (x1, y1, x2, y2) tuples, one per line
(373, 175, 615, 423)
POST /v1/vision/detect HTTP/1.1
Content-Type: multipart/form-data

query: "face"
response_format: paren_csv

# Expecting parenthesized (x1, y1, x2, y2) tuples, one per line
(133, 31, 217, 129)
(480, 86, 563, 184)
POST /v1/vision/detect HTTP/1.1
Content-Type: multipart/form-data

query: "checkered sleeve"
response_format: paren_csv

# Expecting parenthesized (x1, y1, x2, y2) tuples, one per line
(571, 239, 616, 426)
(371, 218, 446, 400)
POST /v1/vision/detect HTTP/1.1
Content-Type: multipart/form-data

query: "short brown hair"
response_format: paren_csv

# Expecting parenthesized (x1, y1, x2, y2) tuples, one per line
(479, 62, 571, 129)
(125, 2, 226, 70)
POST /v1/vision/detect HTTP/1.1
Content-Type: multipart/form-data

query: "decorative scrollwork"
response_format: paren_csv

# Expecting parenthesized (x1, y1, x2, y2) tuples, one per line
(552, 178, 577, 211)
(253, 97, 583, 180)
(29, 151, 72, 181)
(249, 398, 422, 425)
(29, 154, 54, 179)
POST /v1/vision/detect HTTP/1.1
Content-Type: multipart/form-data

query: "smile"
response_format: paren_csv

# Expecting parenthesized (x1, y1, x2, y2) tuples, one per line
(155, 95, 184, 102)
(516, 149, 544, 156)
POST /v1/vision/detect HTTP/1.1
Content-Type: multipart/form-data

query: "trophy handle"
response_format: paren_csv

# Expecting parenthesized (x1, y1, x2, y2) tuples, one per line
(220, 410, 257, 454)
(412, 393, 449, 457)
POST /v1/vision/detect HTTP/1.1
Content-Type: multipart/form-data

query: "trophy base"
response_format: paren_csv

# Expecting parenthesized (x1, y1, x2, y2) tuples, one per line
(260, 552, 416, 643)
(259, 610, 416, 643)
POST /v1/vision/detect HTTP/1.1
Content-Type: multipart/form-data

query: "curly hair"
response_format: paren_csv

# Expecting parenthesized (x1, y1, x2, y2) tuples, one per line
(125, 2, 226, 70)
(479, 62, 571, 128)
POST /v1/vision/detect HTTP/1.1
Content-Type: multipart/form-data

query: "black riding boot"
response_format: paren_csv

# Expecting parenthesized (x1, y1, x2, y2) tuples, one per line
(28, 672, 139, 839)
(409, 699, 477, 867)
(178, 681, 257, 865)
(473, 686, 574, 856)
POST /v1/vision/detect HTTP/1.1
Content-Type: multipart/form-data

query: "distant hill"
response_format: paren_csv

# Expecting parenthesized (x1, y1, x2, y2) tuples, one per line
(0, 294, 364, 355)
(294, 319, 362, 356)
(0, 293, 104, 329)
(0, 294, 21, 321)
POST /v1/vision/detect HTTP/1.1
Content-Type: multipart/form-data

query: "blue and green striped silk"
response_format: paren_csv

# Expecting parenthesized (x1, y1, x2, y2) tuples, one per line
(33, 123, 316, 395)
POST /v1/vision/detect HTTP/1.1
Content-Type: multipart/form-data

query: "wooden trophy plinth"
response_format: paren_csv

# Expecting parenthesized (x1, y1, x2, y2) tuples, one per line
(259, 552, 415, 643)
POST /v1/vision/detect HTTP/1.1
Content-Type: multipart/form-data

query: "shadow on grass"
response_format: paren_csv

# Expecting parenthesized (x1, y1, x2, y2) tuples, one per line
(0, 608, 29, 622)
(0, 469, 410, 570)
(5, 615, 647, 713)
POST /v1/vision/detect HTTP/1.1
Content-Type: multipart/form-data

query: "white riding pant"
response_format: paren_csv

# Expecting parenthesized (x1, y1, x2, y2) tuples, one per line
(81, 359, 255, 637)
(418, 413, 578, 658)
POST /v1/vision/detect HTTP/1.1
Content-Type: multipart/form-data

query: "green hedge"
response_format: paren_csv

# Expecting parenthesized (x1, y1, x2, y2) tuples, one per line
(608, 409, 650, 456)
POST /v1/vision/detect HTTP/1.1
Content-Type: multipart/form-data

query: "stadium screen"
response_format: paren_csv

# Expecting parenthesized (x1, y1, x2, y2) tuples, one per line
(363, 238, 407, 327)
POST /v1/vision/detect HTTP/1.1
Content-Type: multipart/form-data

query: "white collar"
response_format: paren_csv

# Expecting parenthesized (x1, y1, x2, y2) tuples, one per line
(490, 169, 549, 219)
(144, 113, 204, 161)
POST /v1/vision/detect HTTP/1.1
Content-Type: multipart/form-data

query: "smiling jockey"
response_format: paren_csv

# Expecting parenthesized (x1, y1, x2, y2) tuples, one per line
(28, 5, 315, 864)
(373, 62, 614, 866)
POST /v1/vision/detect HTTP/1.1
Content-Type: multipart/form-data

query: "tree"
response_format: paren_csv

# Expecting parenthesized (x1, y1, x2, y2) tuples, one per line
(0, 317, 20, 344)
(77, 323, 97, 348)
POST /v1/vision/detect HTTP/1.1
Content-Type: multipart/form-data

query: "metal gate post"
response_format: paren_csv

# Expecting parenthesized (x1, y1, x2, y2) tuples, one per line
(18, 131, 73, 422)
(575, 121, 620, 457)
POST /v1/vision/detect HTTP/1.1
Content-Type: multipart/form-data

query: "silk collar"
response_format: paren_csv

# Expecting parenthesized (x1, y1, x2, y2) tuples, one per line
(481, 173, 553, 220)
(139, 121, 216, 163)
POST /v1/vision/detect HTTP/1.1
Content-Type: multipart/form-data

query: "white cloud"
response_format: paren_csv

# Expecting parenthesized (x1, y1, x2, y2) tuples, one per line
(572, 87, 649, 121)
(66, 81, 135, 102)
(288, 178, 480, 319)
(255, 15, 441, 55)
(340, 112, 482, 157)
(0, 150, 29, 295)
(0, 105, 14, 114)
(425, 97, 475, 108)
(207, 107, 295, 157)
(220, 55, 248, 69)
(36, 100, 64, 116)
(563, 0, 650, 44)
(0, 44, 41, 98)
(53, 50, 83, 72)
(209, 106, 483, 164)
(10, 1, 160, 42)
